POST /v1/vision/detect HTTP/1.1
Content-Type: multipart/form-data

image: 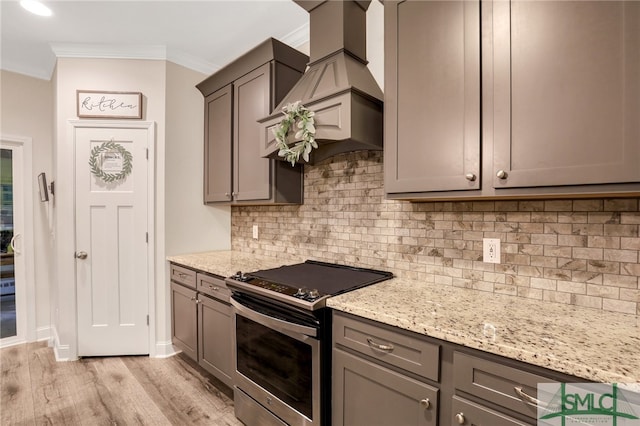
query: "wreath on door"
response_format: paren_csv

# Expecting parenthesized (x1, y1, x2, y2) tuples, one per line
(88, 141, 133, 183)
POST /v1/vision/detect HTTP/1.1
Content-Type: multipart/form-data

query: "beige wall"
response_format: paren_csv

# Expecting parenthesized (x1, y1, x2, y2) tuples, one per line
(53, 58, 167, 357)
(0, 69, 54, 338)
(164, 61, 230, 257)
(51, 58, 230, 358)
(162, 61, 231, 347)
(232, 152, 640, 317)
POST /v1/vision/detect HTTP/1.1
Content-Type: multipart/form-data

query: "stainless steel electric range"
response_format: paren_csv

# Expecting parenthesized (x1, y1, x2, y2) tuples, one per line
(225, 260, 394, 426)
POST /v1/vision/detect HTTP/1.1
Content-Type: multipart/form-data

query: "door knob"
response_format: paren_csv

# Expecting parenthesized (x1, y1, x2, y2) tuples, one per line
(420, 398, 431, 409)
(75, 251, 88, 259)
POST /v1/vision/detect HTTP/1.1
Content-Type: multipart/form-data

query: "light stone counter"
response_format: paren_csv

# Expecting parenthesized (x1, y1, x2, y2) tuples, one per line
(167, 251, 639, 384)
(167, 250, 300, 278)
(328, 276, 640, 384)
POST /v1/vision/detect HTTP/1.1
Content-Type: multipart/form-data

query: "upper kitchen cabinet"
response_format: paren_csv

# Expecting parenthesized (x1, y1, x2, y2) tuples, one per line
(197, 38, 308, 205)
(384, 0, 481, 194)
(385, 0, 640, 201)
(492, 1, 640, 191)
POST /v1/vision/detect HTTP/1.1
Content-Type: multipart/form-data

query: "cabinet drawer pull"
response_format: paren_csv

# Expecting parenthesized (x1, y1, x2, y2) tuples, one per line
(455, 412, 465, 424)
(177, 272, 189, 279)
(514, 386, 543, 408)
(209, 285, 220, 291)
(366, 337, 394, 352)
(420, 398, 431, 409)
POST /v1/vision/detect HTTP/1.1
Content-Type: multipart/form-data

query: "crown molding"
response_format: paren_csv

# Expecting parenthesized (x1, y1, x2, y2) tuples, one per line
(50, 43, 220, 76)
(51, 43, 167, 60)
(166, 50, 220, 76)
(280, 22, 310, 50)
(43, 25, 310, 80)
(0, 61, 52, 81)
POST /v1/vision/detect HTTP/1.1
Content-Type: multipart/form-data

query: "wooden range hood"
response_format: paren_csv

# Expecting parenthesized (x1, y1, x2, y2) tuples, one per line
(259, 0, 383, 165)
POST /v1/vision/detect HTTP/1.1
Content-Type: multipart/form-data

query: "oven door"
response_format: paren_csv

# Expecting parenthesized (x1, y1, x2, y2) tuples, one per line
(231, 294, 321, 426)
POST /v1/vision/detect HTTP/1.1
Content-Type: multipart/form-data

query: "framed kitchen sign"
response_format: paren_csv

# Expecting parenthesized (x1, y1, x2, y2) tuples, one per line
(77, 90, 142, 119)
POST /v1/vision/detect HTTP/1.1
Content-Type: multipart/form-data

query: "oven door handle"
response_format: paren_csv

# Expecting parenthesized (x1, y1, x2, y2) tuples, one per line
(231, 297, 318, 338)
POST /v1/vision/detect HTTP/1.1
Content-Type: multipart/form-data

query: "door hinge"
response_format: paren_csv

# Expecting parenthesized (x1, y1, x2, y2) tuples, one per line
(146, 148, 149, 159)
(146, 232, 148, 243)
(146, 315, 149, 326)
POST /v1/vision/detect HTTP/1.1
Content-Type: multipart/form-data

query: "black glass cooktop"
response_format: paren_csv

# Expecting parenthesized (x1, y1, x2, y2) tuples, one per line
(246, 260, 393, 297)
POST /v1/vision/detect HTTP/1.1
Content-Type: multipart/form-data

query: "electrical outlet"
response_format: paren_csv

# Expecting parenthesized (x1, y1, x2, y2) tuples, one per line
(252, 224, 259, 240)
(483, 238, 500, 264)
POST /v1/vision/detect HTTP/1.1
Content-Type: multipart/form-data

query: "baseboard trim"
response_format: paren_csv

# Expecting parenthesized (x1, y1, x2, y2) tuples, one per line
(0, 336, 26, 349)
(51, 326, 75, 361)
(36, 325, 51, 342)
(153, 340, 178, 358)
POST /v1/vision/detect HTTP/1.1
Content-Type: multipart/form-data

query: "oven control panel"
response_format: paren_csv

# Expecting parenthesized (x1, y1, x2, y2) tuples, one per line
(230, 271, 324, 301)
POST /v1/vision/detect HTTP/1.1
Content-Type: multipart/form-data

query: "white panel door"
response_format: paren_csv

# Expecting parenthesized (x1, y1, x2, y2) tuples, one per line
(75, 126, 149, 356)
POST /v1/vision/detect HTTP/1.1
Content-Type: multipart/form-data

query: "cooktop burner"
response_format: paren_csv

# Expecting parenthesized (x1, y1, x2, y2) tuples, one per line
(226, 260, 393, 310)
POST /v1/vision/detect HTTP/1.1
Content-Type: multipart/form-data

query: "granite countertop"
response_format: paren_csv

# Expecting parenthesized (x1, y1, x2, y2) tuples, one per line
(328, 276, 640, 384)
(167, 251, 639, 384)
(167, 250, 299, 278)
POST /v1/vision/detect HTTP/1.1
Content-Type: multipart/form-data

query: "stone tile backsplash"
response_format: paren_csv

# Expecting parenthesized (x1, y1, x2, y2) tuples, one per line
(231, 151, 640, 315)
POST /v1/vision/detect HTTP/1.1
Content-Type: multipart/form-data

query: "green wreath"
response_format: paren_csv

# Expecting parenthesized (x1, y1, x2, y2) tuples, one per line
(273, 101, 317, 166)
(89, 141, 133, 183)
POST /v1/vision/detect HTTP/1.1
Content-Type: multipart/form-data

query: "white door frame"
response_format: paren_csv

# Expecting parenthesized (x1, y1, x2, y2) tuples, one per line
(69, 120, 155, 358)
(0, 135, 36, 348)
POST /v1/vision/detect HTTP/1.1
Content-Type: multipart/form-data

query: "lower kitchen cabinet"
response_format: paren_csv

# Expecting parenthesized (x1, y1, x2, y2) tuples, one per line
(333, 311, 580, 426)
(198, 291, 232, 387)
(171, 281, 198, 360)
(170, 264, 233, 388)
(333, 349, 438, 426)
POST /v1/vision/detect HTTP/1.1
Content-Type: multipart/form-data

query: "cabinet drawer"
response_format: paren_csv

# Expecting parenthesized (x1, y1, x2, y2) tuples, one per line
(451, 397, 532, 426)
(453, 351, 555, 419)
(197, 273, 231, 303)
(333, 312, 440, 381)
(170, 264, 196, 289)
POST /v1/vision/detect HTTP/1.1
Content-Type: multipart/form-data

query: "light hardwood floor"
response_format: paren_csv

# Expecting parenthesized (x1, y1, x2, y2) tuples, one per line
(0, 342, 243, 425)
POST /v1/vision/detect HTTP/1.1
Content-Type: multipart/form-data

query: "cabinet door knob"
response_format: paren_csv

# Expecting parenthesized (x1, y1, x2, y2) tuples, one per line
(455, 412, 465, 424)
(75, 251, 88, 259)
(465, 173, 477, 182)
(420, 398, 431, 409)
(496, 170, 508, 179)
(224, 192, 231, 198)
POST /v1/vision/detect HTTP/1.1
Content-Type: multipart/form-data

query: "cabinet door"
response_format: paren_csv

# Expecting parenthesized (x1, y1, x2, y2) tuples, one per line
(203, 85, 233, 203)
(333, 349, 438, 426)
(234, 63, 271, 201)
(451, 397, 532, 426)
(492, 1, 640, 188)
(385, 0, 481, 193)
(198, 294, 233, 388)
(171, 282, 197, 361)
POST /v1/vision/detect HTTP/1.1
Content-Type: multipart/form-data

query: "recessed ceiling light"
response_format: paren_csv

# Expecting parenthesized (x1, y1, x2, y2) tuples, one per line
(20, 0, 53, 17)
